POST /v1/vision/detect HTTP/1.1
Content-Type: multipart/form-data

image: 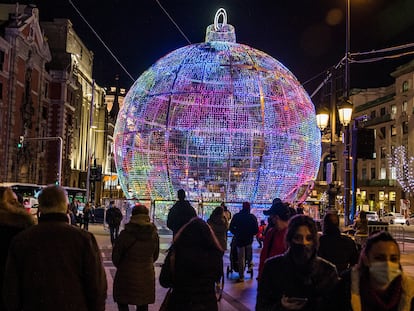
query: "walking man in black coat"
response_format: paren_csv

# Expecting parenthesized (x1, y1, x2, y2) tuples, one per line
(229, 202, 259, 282)
(106, 200, 123, 245)
(167, 189, 197, 237)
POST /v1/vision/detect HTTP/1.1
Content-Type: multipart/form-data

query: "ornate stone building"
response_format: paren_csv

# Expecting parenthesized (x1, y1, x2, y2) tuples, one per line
(0, 4, 52, 183)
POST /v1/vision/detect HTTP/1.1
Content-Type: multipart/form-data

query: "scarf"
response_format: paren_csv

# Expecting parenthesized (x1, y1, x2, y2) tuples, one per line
(360, 274, 402, 311)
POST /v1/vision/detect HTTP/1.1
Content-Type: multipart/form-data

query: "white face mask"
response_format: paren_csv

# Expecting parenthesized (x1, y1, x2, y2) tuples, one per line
(369, 261, 402, 287)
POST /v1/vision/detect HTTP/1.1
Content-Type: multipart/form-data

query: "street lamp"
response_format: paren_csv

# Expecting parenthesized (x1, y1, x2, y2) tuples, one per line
(338, 99, 353, 225)
(316, 106, 337, 211)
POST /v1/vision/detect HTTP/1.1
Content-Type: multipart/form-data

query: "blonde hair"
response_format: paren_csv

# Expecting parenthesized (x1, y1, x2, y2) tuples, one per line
(38, 186, 68, 214)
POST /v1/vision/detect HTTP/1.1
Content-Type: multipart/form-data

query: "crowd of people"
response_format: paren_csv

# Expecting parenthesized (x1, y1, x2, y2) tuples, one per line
(1, 185, 414, 311)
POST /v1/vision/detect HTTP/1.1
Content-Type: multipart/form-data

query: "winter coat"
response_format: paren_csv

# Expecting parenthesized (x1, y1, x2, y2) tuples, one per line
(229, 209, 259, 247)
(159, 219, 223, 311)
(0, 204, 34, 310)
(3, 213, 107, 311)
(166, 200, 197, 235)
(256, 251, 339, 311)
(327, 267, 414, 311)
(207, 213, 228, 250)
(106, 206, 123, 227)
(318, 227, 359, 274)
(112, 214, 160, 305)
(258, 226, 288, 279)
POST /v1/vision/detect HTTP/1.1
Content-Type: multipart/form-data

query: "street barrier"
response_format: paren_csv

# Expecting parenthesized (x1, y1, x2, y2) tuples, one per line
(367, 223, 405, 252)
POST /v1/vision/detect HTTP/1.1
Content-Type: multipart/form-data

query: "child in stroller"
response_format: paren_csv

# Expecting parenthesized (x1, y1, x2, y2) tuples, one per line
(226, 237, 254, 280)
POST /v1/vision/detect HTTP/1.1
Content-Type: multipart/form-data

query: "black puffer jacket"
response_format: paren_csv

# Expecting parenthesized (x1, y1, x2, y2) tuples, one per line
(256, 251, 339, 311)
(166, 200, 196, 235)
(112, 214, 160, 305)
(229, 209, 258, 247)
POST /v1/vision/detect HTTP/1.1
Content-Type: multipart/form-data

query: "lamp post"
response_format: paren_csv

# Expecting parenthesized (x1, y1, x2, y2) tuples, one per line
(316, 106, 337, 211)
(338, 100, 353, 226)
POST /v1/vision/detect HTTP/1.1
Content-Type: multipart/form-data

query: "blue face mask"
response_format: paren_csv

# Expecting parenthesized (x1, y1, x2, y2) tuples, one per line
(369, 261, 401, 287)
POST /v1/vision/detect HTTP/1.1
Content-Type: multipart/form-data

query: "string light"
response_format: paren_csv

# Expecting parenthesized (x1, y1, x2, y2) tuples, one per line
(114, 9, 321, 202)
(389, 145, 414, 194)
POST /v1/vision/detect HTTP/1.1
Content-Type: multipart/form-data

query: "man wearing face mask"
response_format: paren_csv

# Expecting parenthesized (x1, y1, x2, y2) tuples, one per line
(328, 231, 414, 311)
(256, 215, 338, 311)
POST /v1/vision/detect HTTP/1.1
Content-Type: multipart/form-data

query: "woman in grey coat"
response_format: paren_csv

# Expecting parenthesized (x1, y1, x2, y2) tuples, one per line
(112, 204, 160, 311)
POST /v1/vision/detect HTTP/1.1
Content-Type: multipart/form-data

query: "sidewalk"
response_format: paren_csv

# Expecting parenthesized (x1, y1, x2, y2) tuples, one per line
(89, 224, 414, 311)
(90, 224, 259, 311)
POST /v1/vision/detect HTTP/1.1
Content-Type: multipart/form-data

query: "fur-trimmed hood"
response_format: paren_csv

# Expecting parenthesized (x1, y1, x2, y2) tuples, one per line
(0, 203, 34, 229)
(350, 266, 414, 311)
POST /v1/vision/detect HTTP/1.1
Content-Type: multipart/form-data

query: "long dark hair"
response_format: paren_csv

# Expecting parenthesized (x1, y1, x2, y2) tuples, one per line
(285, 214, 319, 249)
(174, 217, 224, 252)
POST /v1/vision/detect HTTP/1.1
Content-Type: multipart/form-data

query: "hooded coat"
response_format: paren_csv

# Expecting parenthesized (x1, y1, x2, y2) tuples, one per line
(207, 213, 228, 250)
(0, 203, 34, 310)
(112, 214, 160, 305)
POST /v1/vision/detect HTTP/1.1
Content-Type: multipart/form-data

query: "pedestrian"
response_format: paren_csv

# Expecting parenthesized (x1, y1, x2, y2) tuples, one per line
(221, 202, 232, 223)
(318, 212, 359, 274)
(229, 201, 259, 282)
(258, 198, 293, 280)
(106, 200, 123, 245)
(256, 214, 339, 311)
(166, 189, 197, 237)
(160, 217, 223, 311)
(327, 230, 414, 311)
(0, 187, 34, 310)
(112, 204, 160, 311)
(83, 202, 92, 231)
(3, 185, 107, 310)
(256, 220, 266, 248)
(207, 205, 229, 251)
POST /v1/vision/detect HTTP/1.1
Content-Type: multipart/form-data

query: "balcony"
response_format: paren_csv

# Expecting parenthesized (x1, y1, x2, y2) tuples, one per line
(358, 179, 397, 187)
(363, 114, 392, 127)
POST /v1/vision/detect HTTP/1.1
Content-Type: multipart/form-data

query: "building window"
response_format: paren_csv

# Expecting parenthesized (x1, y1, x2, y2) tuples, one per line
(391, 124, 397, 136)
(379, 127, 386, 139)
(0, 50, 4, 71)
(389, 191, 396, 202)
(403, 121, 408, 134)
(362, 168, 367, 180)
(370, 110, 376, 119)
(379, 191, 385, 201)
(402, 80, 409, 92)
(380, 146, 387, 158)
(380, 107, 386, 116)
(391, 166, 396, 179)
(0, 82, 2, 100)
(371, 167, 376, 179)
(402, 101, 408, 113)
(380, 167, 386, 179)
(44, 82, 48, 98)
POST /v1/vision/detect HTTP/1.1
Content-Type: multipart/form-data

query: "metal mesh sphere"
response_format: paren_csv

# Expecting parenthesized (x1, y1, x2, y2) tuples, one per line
(114, 11, 321, 203)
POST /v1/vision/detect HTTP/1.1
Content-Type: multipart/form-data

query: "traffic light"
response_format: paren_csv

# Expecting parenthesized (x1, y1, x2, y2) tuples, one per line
(17, 136, 24, 149)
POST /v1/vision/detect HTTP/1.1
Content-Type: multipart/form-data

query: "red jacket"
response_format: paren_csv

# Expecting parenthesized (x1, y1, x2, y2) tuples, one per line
(258, 226, 288, 279)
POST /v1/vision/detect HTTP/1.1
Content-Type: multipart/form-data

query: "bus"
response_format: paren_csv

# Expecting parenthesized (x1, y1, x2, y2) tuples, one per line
(0, 182, 43, 214)
(0, 183, 87, 214)
(64, 187, 87, 204)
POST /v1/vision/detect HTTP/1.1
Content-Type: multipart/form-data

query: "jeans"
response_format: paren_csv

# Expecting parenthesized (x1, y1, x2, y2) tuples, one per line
(236, 244, 253, 279)
(109, 225, 120, 245)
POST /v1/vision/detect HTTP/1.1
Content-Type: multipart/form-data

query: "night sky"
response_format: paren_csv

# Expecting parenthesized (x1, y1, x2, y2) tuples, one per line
(11, 0, 414, 95)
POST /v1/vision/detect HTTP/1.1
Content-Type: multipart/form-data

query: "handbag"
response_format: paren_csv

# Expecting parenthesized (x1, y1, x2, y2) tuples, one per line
(159, 288, 172, 311)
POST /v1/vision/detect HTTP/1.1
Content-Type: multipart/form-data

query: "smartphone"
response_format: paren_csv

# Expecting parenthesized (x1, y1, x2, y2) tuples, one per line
(286, 297, 308, 304)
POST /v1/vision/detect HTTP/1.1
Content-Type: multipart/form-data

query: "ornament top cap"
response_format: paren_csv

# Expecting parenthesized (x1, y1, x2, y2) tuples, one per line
(205, 8, 236, 43)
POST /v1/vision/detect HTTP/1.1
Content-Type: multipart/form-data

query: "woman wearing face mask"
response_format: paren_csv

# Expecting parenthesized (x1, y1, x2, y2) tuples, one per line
(256, 215, 339, 311)
(329, 230, 414, 311)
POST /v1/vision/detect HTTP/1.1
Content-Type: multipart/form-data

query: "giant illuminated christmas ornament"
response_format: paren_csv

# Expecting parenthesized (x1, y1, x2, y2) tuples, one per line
(114, 8, 321, 203)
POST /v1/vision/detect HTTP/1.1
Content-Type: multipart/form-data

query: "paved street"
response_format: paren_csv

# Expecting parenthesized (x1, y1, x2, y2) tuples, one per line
(89, 223, 414, 311)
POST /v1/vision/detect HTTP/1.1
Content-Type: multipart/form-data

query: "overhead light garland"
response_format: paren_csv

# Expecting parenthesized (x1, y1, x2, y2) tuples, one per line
(388, 145, 414, 194)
